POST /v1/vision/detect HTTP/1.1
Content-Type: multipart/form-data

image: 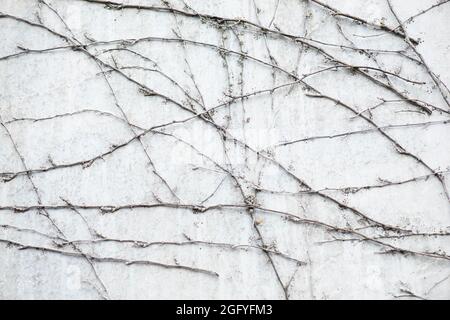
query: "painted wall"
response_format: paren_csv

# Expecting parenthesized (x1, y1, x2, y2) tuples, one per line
(0, 0, 449, 299)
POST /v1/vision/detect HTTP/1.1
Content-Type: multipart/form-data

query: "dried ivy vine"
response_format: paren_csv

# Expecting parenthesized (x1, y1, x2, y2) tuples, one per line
(0, 0, 449, 299)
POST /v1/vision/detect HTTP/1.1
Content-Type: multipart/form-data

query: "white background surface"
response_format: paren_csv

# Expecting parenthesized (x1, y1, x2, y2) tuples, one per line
(0, 0, 449, 299)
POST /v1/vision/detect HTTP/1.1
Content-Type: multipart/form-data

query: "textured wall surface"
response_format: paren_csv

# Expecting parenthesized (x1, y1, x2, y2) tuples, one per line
(0, 0, 449, 300)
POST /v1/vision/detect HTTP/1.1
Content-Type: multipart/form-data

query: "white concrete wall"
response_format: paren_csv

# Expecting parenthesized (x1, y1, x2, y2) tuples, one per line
(0, 0, 449, 299)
